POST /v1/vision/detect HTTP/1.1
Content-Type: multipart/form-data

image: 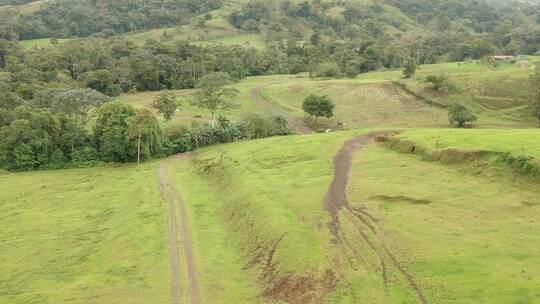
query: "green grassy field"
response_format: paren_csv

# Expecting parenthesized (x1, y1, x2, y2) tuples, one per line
(119, 58, 539, 130)
(400, 129, 540, 159)
(117, 79, 261, 125)
(396, 59, 540, 127)
(0, 162, 170, 304)
(18, 38, 68, 49)
(2, 128, 540, 303)
(349, 143, 540, 303)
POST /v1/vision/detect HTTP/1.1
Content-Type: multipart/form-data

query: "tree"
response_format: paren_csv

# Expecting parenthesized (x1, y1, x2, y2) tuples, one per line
(302, 94, 335, 127)
(41, 88, 111, 126)
(94, 102, 136, 162)
(0, 107, 61, 170)
(84, 69, 121, 97)
(152, 91, 180, 122)
(448, 103, 477, 127)
(193, 72, 238, 127)
(395, 31, 426, 78)
(127, 109, 163, 165)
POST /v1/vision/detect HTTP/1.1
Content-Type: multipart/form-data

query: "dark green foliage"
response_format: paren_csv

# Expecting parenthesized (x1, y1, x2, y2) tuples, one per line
(0, 107, 62, 170)
(83, 70, 121, 97)
(302, 94, 335, 126)
(448, 103, 477, 127)
(228, 0, 270, 29)
(165, 114, 291, 154)
(152, 91, 180, 121)
(93, 102, 137, 162)
(238, 113, 290, 139)
(0, 0, 222, 39)
(128, 108, 164, 164)
(34, 88, 111, 125)
(425, 74, 455, 92)
(193, 72, 238, 127)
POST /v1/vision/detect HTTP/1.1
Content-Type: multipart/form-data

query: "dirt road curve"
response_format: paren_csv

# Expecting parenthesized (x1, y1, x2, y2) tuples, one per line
(157, 155, 201, 304)
(324, 133, 428, 304)
(248, 87, 312, 134)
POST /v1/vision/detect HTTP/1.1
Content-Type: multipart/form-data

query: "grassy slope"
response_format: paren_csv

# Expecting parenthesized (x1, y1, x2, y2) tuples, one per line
(17, 0, 265, 50)
(397, 59, 540, 127)
(117, 79, 260, 125)
(171, 131, 370, 302)
(163, 128, 540, 303)
(400, 128, 540, 159)
(120, 59, 539, 129)
(349, 143, 540, 303)
(0, 162, 170, 304)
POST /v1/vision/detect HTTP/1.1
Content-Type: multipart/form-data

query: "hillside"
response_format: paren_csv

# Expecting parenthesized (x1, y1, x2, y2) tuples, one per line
(1, 0, 540, 303)
(2, 129, 539, 303)
(119, 59, 540, 129)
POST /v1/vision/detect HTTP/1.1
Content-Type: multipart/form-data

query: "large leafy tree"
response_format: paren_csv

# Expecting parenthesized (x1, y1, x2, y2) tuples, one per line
(93, 102, 136, 162)
(0, 107, 61, 170)
(193, 72, 238, 127)
(127, 108, 163, 165)
(35, 88, 111, 126)
(448, 103, 477, 127)
(152, 90, 180, 122)
(302, 94, 335, 127)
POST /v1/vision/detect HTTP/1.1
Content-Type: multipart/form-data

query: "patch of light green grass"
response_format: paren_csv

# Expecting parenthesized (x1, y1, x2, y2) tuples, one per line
(165, 158, 266, 304)
(348, 144, 540, 303)
(400, 128, 540, 159)
(176, 130, 368, 284)
(19, 38, 68, 49)
(0, 162, 170, 304)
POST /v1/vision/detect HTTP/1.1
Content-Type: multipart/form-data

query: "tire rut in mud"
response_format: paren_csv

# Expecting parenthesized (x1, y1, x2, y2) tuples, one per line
(157, 154, 201, 304)
(323, 133, 428, 304)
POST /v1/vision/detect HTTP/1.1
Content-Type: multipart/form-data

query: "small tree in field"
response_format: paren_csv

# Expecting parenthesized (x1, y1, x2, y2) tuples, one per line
(302, 94, 335, 127)
(193, 72, 238, 127)
(152, 91, 180, 122)
(128, 109, 162, 165)
(448, 103, 477, 127)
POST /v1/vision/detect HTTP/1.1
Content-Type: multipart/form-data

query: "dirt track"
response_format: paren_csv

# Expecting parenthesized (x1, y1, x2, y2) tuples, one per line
(157, 155, 201, 304)
(324, 133, 428, 304)
(248, 87, 312, 134)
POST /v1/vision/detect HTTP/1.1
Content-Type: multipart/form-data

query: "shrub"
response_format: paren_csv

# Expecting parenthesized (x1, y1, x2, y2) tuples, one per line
(425, 74, 456, 92)
(448, 103, 477, 127)
(315, 62, 341, 77)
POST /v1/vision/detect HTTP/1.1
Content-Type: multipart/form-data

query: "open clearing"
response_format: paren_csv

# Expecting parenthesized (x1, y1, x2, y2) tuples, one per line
(2, 128, 539, 303)
(0, 162, 170, 303)
(120, 60, 538, 130)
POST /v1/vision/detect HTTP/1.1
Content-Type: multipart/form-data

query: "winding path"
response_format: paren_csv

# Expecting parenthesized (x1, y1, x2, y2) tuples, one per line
(323, 133, 428, 304)
(157, 155, 201, 304)
(248, 87, 312, 134)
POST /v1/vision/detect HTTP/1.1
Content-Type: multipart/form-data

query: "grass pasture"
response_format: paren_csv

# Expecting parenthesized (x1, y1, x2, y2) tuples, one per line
(397, 59, 540, 127)
(349, 142, 540, 303)
(400, 128, 540, 159)
(0, 162, 170, 304)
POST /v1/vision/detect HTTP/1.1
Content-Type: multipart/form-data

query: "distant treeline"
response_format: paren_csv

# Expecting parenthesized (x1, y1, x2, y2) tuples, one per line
(0, 0, 222, 40)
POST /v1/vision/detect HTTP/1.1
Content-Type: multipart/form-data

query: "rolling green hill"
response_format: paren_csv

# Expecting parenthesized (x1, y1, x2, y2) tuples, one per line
(119, 60, 539, 129)
(3, 129, 538, 303)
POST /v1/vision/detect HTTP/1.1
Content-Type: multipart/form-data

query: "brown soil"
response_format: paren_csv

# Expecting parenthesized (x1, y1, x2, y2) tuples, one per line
(323, 133, 428, 304)
(157, 154, 201, 304)
(248, 87, 312, 134)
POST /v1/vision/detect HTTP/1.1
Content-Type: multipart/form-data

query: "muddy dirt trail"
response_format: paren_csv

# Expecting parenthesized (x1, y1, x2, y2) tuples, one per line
(248, 87, 312, 134)
(324, 133, 428, 304)
(157, 154, 201, 304)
